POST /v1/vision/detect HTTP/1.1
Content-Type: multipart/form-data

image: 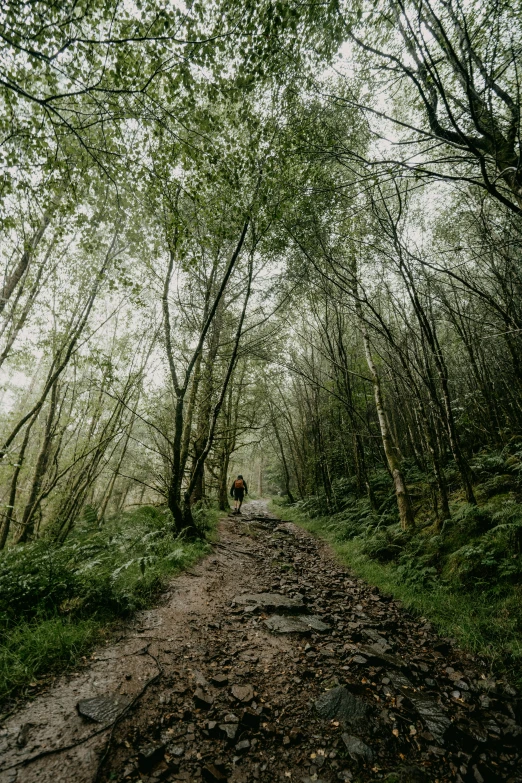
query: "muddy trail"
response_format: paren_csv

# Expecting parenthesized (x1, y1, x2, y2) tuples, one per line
(1, 500, 521, 783)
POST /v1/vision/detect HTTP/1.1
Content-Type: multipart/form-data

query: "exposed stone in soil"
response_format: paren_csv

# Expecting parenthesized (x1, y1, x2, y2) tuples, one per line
(232, 593, 305, 612)
(341, 733, 374, 764)
(0, 500, 521, 783)
(314, 685, 370, 727)
(77, 695, 132, 724)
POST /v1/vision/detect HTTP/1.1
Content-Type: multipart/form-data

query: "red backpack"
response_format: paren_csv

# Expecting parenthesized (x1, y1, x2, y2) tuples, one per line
(234, 478, 244, 489)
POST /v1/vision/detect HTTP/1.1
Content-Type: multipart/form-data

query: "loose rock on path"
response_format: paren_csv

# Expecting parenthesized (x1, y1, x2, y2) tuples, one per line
(0, 500, 521, 783)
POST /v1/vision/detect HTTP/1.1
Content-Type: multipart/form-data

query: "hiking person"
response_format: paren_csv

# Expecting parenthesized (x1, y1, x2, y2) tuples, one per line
(230, 474, 248, 514)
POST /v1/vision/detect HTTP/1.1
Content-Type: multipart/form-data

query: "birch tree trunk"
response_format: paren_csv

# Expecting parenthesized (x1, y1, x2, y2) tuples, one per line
(362, 327, 415, 531)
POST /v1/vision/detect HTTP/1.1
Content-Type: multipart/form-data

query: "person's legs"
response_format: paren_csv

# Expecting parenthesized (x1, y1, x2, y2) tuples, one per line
(237, 491, 244, 512)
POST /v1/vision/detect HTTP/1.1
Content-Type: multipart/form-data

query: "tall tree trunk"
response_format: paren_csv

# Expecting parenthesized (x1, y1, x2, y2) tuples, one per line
(182, 254, 254, 526)
(0, 234, 117, 461)
(394, 251, 477, 504)
(0, 206, 54, 315)
(98, 426, 133, 521)
(0, 423, 34, 549)
(16, 381, 59, 543)
(190, 301, 223, 505)
(362, 328, 415, 531)
(163, 218, 250, 536)
(0, 262, 46, 369)
(218, 451, 231, 511)
(272, 415, 295, 503)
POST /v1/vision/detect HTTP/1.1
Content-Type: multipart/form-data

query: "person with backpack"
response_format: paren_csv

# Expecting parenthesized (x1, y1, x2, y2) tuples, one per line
(230, 474, 248, 514)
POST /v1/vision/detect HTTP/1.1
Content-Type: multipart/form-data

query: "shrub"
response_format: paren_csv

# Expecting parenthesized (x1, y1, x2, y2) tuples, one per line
(447, 543, 503, 588)
(0, 503, 217, 702)
(480, 474, 516, 498)
(361, 534, 403, 563)
(471, 452, 506, 476)
(448, 503, 494, 535)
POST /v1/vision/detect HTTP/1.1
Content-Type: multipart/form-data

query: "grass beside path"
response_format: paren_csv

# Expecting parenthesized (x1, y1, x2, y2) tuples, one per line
(271, 499, 522, 689)
(0, 504, 220, 708)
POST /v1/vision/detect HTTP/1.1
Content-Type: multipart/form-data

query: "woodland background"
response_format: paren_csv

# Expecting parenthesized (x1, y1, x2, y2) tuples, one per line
(1, 0, 522, 701)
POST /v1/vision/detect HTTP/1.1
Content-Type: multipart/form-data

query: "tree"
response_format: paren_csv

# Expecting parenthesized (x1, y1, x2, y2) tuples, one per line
(341, 0, 522, 214)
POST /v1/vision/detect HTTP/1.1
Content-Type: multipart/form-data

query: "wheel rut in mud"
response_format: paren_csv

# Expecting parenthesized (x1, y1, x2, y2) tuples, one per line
(1, 500, 520, 783)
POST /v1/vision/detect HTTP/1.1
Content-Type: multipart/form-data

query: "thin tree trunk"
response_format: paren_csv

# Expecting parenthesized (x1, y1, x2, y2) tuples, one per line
(164, 219, 250, 534)
(0, 263, 45, 369)
(0, 207, 54, 315)
(16, 381, 59, 543)
(0, 423, 34, 549)
(98, 427, 133, 521)
(272, 415, 295, 503)
(0, 234, 118, 460)
(362, 328, 415, 531)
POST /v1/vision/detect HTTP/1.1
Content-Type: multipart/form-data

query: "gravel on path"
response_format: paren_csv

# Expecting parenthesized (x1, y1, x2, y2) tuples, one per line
(1, 500, 520, 783)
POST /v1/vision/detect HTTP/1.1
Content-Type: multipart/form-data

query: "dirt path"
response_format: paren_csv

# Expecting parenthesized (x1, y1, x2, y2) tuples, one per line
(1, 500, 520, 783)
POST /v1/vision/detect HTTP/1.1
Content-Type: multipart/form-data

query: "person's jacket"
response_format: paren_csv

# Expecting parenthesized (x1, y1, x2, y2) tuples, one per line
(230, 478, 248, 496)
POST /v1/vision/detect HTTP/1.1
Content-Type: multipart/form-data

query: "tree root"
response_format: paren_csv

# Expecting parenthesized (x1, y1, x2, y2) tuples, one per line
(212, 542, 261, 559)
(94, 647, 163, 782)
(0, 649, 163, 777)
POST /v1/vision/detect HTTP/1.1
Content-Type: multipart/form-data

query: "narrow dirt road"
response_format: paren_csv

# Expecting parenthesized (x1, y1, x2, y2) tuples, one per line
(1, 501, 520, 783)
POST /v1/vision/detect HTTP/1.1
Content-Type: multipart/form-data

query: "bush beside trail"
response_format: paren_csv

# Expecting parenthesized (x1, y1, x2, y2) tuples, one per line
(0, 504, 218, 705)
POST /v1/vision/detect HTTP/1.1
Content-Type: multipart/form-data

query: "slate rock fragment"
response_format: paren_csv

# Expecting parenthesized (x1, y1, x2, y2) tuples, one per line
(233, 592, 304, 612)
(194, 670, 209, 687)
(206, 720, 220, 737)
(231, 683, 254, 703)
(167, 744, 185, 757)
(77, 694, 131, 724)
(201, 764, 228, 782)
(138, 743, 165, 773)
(341, 733, 374, 764)
(315, 685, 370, 727)
(220, 723, 238, 742)
(387, 671, 451, 743)
(361, 628, 390, 650)
(16, 722, 34, 748)
(193, 687, 214, 709)
(264, 615, 311, 634)
(302, 615, 331, 632)
(358, 644, 406, 669)
(264, 614, 331, 634)
(211, 673, 229, 687)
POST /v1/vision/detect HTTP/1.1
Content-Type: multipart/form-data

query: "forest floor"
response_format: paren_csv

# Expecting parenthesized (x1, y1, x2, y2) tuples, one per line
(0, 500, 520, 783)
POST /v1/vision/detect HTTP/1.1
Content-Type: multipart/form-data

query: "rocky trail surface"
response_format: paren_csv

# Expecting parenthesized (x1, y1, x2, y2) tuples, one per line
(1, 500, 521, 783)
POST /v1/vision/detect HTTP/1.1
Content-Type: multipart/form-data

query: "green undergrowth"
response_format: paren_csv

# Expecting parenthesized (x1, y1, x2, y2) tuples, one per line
(0, 503, 219, 707)
(271, 449, 522, 689)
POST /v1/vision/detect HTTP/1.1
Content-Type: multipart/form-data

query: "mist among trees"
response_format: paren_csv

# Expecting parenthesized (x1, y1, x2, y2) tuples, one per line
(1, 0, 522, 701)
